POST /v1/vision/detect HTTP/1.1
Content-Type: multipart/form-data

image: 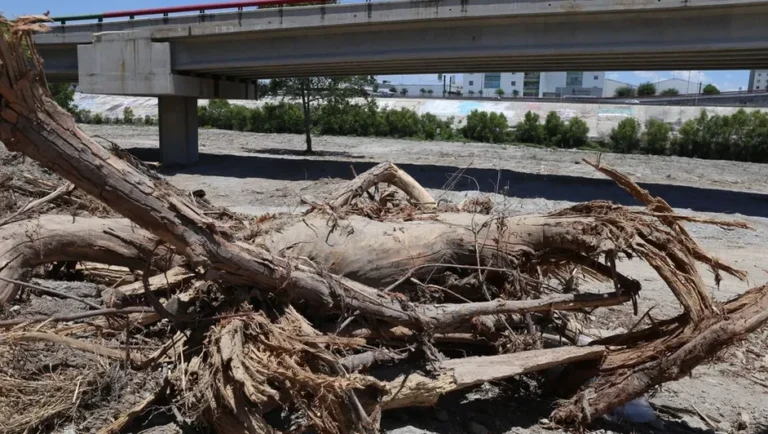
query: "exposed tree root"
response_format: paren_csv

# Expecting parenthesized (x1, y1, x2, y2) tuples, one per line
(2, 14, 768, 434)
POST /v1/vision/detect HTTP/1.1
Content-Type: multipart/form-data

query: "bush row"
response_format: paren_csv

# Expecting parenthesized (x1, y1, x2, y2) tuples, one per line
(606, 109, 768, 163)
(72, 98, 768, 164)
(74, 107, 157, 126)
(196, 99, 593, 148)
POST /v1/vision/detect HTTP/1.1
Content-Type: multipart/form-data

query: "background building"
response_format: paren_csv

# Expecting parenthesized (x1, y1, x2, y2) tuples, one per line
(463, 72, 604, 98)
(749, 70, 768, 91)
(603, 78, 637, 97)
(656, 78, 703, 95)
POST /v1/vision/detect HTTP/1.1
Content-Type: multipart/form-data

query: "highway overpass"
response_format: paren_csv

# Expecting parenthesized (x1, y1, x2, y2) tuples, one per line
(33, 0, 768, 164)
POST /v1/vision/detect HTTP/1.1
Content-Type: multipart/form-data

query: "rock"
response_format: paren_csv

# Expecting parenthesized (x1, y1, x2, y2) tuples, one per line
(717, 421, 732, 433)
(435, 409, 449, 422)
(681, 415, 710, 432)
(538, 418, 550, 425)
(733, 350, 746, 365)
(469, 421, 489, 434)
(101, 287, 128, 309)
(737, 412, 750, 431)
(9, 305, 21, 312)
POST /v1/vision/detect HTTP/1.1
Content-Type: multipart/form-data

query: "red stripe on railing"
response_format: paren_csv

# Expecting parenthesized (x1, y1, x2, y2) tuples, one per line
(102, 0, 328, 18)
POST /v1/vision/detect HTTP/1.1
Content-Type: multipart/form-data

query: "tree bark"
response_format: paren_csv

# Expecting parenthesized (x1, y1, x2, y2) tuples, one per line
(301, 79, 313, 154)
(0, 216, 168, 306)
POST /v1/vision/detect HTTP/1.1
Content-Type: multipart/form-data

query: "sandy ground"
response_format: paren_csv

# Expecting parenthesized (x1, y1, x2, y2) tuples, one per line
(4, 125, 768, 433)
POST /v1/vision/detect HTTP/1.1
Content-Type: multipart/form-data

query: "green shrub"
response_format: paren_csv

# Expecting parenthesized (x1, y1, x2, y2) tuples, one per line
(514, 111, 544, 144)
(122, 107, 135, 124)
(49, 83, 76, 113)
(420, 113, 454, 140)
(637, 82, 656, 97)
(614, 86, 636, 98)
(609, 118, 642, 153)
(383, 108, 421, 138)
(543, 111, 566, 147)
(642, 119, 672, 155)
(564, 117, 590, 149)
(463, 110, 509, 143)
(702, 84, 720, 95)
(660, 88, 680, 96)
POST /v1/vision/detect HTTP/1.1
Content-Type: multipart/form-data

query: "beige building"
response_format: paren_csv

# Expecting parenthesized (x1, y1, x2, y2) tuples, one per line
(749, 70, 768, 91)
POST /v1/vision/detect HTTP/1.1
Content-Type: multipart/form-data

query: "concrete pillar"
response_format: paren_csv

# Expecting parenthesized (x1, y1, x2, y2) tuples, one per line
(159, 96, 199, 166)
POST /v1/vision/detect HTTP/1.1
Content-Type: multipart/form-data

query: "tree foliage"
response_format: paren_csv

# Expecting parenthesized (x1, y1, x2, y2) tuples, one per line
(660, 88, 680, 96)
(268, 76, 375, 152)
(462, 110, 509, 143)
(609, 118, 642, 153)
(514, 111, 544, 144)
(614, 86, 636, 98)
(637, 82, 657, 97)
(702, 84, 720, 95)
(48, 83, 75, 113)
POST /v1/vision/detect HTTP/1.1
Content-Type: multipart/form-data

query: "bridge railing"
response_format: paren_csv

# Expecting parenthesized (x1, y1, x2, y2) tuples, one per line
(52, 0, 332, 24)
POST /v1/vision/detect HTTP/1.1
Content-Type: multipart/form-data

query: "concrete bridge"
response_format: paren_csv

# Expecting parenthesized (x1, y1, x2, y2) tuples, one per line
(34, 0, 768, 164)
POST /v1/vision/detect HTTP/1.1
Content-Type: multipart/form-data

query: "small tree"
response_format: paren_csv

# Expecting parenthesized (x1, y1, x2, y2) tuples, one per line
(269, 76, 374, 153)
(544, 111, 567, 147)
(495, 88, 505, 98)
(389, 86, 397, 94)
(637, 82, 657, 97)
(660, 88, 680, 96)
(400, 88, 408, 96)
(468, 90, 475, 96)
(615, 86, 636, 98)
(427, 89, 434, 96)
(478, 90, 484, 97)
(609, 118, 642, 153)
(564, 117, 590, 148)
(515, 111, 544, 144)
(513, 89, 520, 98)
(702, 84, 720, 95)
(122, 107, 135, 124)
(48, 83, 76, 113)
(642, 119, 672, 155)
(420, 88, 427, 96)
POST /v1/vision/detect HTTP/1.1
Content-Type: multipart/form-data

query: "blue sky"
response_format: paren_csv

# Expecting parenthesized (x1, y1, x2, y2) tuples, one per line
(2, 1, 750, 91)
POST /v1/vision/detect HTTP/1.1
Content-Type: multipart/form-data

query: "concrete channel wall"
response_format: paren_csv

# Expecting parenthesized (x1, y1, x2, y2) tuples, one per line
(74, 93, 768, 138)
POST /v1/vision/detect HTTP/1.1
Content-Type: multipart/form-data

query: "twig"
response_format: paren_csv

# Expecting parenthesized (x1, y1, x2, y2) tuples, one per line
(0, 182, 74, 226)
(727, 368, 768, 389)
(1, 331, 145, 363)
(384, 263, 511, 292)
(0, 276, 102, 310)
(0, 307, 154, 328)
(692, 404, 718, 429)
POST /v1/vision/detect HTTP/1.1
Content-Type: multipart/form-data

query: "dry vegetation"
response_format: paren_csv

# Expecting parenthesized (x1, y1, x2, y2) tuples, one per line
(1, 15, 768, 434)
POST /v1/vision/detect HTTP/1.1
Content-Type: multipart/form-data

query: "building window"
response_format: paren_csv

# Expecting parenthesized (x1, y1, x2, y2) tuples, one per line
(566, 72, 583, 87)
(484, 73, 501, 89)
(469, 81, 474, 86)
(594, 75, 599, 80)
(511, 81, 516, 86)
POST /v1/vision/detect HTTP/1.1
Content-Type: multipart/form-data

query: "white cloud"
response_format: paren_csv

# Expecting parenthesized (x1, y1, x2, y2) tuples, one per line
(607, 73, 619, 80)
(670, 70, 708, 83)
(633, 71, 663, 82)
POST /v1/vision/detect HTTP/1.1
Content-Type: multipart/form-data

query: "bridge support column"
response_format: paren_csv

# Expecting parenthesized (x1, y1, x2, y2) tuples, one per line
(159, 96, 198, 166)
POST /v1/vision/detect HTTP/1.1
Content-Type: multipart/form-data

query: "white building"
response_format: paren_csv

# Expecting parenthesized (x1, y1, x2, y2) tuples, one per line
(749, 70, 768, 91)
(655, 78, 702, 95)
(462, 72, 604, 98)
(603, 79, 637, 97)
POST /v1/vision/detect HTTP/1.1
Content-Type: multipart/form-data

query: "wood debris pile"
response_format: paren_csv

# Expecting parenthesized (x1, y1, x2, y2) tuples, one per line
(2, 15, 768, 434)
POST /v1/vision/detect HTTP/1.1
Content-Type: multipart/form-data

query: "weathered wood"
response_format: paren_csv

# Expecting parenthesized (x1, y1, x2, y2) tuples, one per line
(0, 216, 166, 307)
(382, 346, 606, 409)
(330, 162, 436, 210)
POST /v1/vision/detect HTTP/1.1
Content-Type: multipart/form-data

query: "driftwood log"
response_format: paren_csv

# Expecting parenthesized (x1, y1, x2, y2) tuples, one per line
(2, 15, 768, 434)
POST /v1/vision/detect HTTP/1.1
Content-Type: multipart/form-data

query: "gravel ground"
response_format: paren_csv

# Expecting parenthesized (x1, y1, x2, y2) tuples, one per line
(4, 125, 768, 433)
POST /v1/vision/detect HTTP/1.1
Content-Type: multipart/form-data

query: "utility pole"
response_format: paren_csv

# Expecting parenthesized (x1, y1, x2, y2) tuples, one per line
(695, 82, 702, 106)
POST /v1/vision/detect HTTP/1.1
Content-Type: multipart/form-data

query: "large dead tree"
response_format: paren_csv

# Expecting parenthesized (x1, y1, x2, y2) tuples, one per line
(2, 15, 768, 434)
